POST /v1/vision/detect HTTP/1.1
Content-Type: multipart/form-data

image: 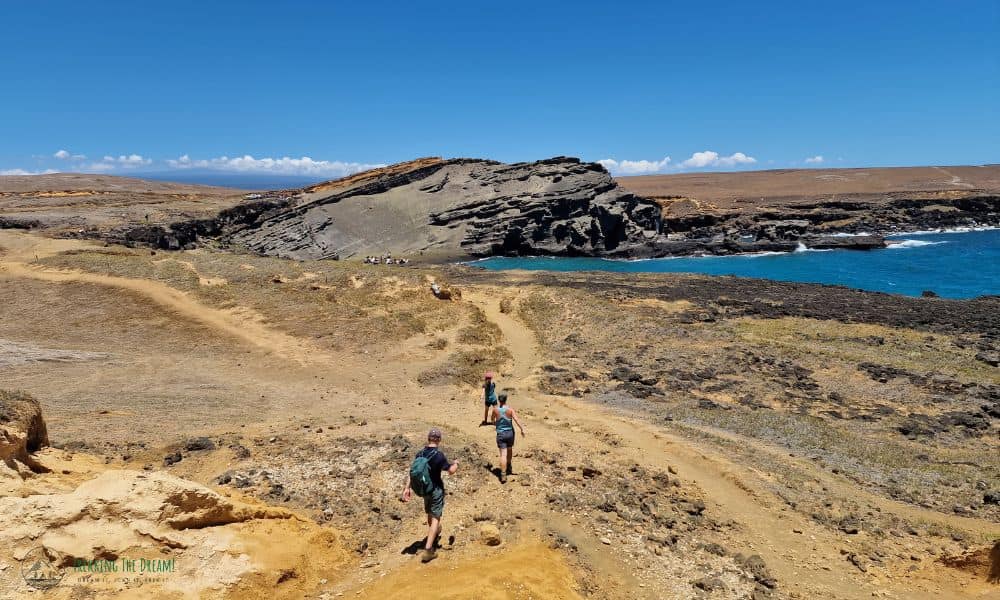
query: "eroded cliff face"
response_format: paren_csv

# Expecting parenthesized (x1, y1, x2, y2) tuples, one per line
(222, 157, 663, 259)
(97, 159, 1000, 259)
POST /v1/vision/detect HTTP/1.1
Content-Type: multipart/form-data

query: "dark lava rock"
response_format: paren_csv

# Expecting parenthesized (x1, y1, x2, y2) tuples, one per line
(700, 542, 727, 556)
(685, 499, 706, 516)
(802, 234, 886, 250)
(230, 443, 251, 459)
(163, 451, 182, 466)
(898, 414, 944, 438)
(610, 366, 642, 382)
(921, 290, 939, 298)
(984, 491, 1000, 505)
(697, 399, 724, 410)
(617, 381, 658, 398)
(976, 351, 1000, 367)
(858, 362, 911, 383)
(943, 411, 991, 433)
(185, 437, 216, 451)
(740, 555, 777, 589)
(847, 553, 868, 572)
(838, 515, 861, 534)
(692, 577, 725, 592)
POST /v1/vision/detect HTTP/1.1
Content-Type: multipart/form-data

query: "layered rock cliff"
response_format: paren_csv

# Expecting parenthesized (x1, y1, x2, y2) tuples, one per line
(98, 160, 1000, 259)
(221, 157, 663, 259)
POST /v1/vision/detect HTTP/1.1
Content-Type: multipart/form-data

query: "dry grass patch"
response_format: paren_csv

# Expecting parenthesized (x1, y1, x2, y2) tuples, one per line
(36, 248, 460, 352)
(727, 317, 998, 383)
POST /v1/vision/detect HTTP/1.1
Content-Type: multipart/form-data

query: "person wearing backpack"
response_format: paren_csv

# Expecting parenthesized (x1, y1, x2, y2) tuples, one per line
(489, 393, 526, 484)
(401, 427, 459, 563)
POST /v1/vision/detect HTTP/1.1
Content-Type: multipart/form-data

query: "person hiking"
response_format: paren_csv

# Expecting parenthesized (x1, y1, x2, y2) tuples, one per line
(489, 393, 526, 484)
(401, 427, 459, 563)
(481, 371, 498, 426)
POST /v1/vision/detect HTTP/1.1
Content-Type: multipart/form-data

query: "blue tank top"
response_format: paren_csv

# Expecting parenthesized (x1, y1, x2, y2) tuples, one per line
(495, 406, 514, 432)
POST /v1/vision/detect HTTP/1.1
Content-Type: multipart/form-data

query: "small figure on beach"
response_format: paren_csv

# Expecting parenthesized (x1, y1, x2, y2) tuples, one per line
(401, 427, 459, 563)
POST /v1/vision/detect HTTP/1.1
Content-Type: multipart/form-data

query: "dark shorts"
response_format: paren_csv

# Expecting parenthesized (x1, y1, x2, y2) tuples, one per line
(423, 486, 445, 518)
(485, 396, 498, 406)
(496, 429, 515, 449)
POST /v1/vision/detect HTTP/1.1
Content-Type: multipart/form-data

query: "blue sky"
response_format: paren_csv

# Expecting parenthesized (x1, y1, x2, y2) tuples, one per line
(1, 0, 997, 178)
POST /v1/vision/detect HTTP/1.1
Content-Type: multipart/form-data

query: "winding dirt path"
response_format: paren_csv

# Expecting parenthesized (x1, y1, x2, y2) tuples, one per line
(464, 288, 990, 600)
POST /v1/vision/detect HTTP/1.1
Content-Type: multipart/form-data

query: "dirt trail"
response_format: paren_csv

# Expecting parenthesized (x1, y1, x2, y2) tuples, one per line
(3, 230, 995, 599)
(354, 542, 583, 600)
(464, 289, 990, 600)
(0, 233, 329, 365)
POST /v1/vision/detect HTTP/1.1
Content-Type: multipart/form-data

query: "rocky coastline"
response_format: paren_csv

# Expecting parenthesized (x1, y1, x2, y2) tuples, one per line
(9, 158, 998, 260)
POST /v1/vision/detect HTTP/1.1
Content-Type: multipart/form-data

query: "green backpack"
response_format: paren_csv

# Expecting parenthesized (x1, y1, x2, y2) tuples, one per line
(409, 449, 438, 497)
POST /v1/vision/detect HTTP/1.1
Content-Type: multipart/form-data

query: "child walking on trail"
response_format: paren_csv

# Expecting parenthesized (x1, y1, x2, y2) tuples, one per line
(401, 428, 459, 563)
(481, 371, 498, 426)
(489, 393, 526, 484)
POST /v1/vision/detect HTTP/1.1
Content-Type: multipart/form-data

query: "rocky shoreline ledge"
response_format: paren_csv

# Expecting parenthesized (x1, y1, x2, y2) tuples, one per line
(5, 158, 998, 260)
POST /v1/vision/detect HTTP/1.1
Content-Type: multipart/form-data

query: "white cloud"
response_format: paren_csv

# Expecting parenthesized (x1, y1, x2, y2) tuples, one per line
(165, 154, 384, 177)
(804, 155, 824, 164)
(53, 149, 86, 160)
(111, 154, 152, 166)
(598, 156, 672, 175)
(598, 150, 757, 175)
(679, 150, 756, 169)
(0, 168, 58, 176)
(82, 154, 152, 172)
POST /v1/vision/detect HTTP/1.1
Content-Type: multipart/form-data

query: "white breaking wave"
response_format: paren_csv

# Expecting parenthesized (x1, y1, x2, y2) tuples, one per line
(793, 243, 834, 253)
(889, 225, 999, 236)
(887, 239, 949, 249)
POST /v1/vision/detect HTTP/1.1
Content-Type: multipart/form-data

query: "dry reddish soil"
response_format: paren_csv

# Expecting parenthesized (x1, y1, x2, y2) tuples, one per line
(0, 173, 247, 235)
(617, 165, 1000, 210)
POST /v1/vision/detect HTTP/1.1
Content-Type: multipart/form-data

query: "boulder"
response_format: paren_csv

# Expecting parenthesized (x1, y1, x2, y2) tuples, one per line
(0, 390, 49, 473)
(479, 523, 502, 546)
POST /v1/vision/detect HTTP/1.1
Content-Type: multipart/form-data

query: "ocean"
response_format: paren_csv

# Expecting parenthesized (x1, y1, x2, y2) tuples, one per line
(472, 229, 1000, 299)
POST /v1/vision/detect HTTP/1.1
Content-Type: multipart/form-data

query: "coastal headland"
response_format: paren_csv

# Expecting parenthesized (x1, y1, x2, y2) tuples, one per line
(3, 160, 997, 260)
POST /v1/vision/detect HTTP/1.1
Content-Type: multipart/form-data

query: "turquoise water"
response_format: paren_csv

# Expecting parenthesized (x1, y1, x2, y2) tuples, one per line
(472, 229, 1000, 299)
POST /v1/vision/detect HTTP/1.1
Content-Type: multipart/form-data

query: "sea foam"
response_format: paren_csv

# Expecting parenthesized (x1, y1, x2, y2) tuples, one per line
(887, 239, 949, 249)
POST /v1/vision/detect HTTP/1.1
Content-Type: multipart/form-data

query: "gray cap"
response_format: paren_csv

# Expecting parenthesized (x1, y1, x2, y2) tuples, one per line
(427, 427, 443, 441)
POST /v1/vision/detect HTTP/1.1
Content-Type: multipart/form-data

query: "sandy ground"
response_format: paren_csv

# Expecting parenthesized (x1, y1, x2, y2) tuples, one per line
(1, 229, 997, 599)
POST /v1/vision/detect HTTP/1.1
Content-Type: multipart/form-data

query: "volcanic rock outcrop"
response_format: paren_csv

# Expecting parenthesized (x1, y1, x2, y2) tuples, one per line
(221, 157, 663, 259)
(95, 160, 1000, 259)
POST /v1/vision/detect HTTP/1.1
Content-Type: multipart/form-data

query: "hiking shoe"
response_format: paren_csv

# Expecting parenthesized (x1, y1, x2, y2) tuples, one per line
(421, 548, 436, 563)
(500, 474, 508, 484)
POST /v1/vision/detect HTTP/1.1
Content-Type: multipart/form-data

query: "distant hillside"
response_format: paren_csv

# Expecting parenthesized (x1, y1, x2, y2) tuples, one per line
(616, 165, 1000, 212)
(0, 173, 246, 233)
